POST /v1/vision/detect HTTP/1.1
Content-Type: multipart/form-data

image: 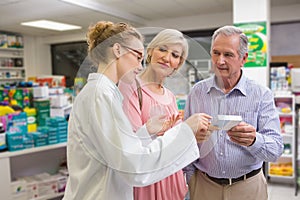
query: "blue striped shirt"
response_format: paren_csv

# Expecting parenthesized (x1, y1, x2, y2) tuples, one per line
(183, 72, 283, 179)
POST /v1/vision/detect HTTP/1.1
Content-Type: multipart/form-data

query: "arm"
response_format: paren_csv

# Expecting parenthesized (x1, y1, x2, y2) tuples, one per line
(248, 91, 283, 162)
(227, 90, 283, 162)
(82, 89, 199, 186)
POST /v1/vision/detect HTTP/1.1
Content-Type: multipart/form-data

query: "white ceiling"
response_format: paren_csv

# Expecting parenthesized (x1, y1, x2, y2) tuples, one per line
(0, 0, 299, 37)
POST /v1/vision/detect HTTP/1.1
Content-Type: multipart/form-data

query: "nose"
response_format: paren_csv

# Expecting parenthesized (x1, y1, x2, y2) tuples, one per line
(162, 51, 171, 62)
(217, 55, 226, 65)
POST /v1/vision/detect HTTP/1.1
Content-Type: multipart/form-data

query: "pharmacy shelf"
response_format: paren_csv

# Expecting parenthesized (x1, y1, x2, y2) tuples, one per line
(268, 174, 294, 179)
(0, 47, 24, 51)
(0, 67, 25, 70)
(0, 143, 66, 159)
(0, 46, 25, 83)
(0, 143, 66, 200)
(268, 94, 295, 186)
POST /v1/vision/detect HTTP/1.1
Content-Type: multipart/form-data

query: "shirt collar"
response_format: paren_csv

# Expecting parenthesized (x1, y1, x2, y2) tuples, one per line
(207, 70, 247, 96)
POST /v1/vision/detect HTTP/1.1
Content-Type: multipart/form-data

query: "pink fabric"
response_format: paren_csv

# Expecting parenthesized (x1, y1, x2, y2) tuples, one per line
(119, 78, 188, 200)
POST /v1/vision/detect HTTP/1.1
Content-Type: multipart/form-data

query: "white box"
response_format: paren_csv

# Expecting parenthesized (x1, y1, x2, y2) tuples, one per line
(50, 107, 65, 117)
(52, 174, 67, 193)
(11, 180, 27, 199)
(50, 95, 68, 108)
(291, 68, 300, 92)
(214, 115, 242, 130)
(12, 193, 27, 200)
(18, 177, 39, 199)
(33, 86, 49, 98)
(34, 173, 58, 196)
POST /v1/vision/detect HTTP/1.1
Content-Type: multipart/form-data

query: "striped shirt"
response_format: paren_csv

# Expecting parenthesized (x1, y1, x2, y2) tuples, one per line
(183, 71, 283, 180)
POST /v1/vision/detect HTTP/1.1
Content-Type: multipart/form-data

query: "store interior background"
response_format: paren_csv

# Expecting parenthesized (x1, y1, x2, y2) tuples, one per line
(1, 0, 300, 200)
(1, 0, 300, 82)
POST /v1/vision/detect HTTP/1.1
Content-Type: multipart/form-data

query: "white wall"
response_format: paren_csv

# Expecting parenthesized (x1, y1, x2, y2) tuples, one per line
(24, 33, 86, 78)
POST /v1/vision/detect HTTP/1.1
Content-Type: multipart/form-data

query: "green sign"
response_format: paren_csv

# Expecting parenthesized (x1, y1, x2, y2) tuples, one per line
(234, 22, 267, 67)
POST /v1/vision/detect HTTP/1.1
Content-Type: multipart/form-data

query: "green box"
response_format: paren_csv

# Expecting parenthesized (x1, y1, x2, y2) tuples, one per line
(33, 99, 50, 126)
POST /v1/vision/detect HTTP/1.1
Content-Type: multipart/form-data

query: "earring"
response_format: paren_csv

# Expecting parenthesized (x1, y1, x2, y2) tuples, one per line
(146, 55, 151, 64)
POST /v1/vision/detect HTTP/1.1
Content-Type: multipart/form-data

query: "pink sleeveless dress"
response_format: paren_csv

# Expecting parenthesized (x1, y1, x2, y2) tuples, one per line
(119, 78, 188, 200)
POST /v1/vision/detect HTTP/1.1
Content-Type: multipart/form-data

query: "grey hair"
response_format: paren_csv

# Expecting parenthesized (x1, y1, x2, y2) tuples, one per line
(146, 29, 189, 67)
(211, 25, 248, 58)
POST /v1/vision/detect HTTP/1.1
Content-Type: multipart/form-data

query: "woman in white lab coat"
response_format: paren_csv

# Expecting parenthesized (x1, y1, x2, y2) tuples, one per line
(63, 21, 212, 200)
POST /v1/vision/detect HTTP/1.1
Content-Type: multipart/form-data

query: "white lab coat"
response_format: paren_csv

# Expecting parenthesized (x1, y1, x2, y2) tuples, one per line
(63, 73, 199, 200)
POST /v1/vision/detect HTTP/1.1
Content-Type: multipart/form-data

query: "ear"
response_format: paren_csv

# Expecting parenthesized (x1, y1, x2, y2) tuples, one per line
(241, 52, 248, 66)
(147, 48, 153, 57)
(112, 43, 122, 58)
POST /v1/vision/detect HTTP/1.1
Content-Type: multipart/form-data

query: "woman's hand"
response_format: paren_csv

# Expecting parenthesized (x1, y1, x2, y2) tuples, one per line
(146, 114, 181, 136)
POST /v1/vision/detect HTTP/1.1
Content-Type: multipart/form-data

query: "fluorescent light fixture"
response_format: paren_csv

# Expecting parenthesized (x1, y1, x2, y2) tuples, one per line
(21, 20, 82, 31)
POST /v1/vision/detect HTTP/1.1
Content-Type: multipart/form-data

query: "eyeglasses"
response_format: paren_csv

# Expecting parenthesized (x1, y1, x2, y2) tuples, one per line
(121, 44, 144, 62)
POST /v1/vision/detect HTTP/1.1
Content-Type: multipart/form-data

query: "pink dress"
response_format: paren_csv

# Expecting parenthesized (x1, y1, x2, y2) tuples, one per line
(119, 78, 188, 200)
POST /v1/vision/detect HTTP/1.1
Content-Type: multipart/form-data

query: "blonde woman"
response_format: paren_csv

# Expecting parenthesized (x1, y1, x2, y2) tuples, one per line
(119, 29, 211, 200)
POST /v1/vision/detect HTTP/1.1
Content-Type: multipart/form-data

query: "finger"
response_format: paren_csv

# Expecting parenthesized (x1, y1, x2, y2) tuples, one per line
(200, 113, 213, 120)
(174, 114, 181, 122)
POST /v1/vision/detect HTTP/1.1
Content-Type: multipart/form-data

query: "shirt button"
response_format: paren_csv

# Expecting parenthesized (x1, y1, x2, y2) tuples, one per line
(220, 152, 223, 156)
(222, 171, 225, 174)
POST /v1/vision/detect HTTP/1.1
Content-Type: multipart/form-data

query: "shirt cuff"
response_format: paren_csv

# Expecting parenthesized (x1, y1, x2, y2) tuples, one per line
(247, 132, 263, 152)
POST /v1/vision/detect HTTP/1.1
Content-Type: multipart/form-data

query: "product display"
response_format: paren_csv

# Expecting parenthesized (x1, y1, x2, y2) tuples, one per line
(0, 36, 25, 86)
(268, 94, 296, 183)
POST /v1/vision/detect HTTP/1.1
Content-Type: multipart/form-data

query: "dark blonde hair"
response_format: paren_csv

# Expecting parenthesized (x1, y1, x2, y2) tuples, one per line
(146, 29, 189, 67)
(86, 21, 143, 64)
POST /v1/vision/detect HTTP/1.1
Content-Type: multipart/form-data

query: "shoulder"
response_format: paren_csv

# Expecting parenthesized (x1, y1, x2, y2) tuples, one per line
(189, 77, 212, 95)
(244, 77, 273, 97)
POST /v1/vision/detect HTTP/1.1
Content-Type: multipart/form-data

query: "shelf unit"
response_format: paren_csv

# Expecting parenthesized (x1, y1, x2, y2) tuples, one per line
(267, 94, 296, 185)
(295, 104, 300, 195)
(0, 143, 66, 200)
(0, 47, 25, 84)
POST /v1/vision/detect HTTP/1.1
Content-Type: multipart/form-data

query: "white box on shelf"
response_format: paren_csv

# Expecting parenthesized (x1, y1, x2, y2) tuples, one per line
(50, 95, 68, 108)
(291, 68, 300, 92)
(34, 173, 58, 197)
(18, 176, 39, 199)
(11, 180, 27, 200)
(33, 86, 49, 99)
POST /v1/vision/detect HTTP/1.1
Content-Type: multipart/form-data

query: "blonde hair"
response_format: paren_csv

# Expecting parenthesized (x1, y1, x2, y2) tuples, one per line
(86, 21, 143, 65)
(146, 29, 188, 67)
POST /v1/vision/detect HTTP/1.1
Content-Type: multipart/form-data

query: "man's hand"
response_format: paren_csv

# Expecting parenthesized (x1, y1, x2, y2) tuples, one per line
(227, 122, 256, 146)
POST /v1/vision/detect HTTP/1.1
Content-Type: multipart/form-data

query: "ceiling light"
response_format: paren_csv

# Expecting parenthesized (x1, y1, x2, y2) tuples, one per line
(21, 20, 82, 31)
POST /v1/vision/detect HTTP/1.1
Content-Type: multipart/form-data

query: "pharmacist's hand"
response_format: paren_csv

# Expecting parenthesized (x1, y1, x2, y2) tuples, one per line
(146, 115, 171, 136)
(227, 122, 256, 146)
(185, 113, 212, 143)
